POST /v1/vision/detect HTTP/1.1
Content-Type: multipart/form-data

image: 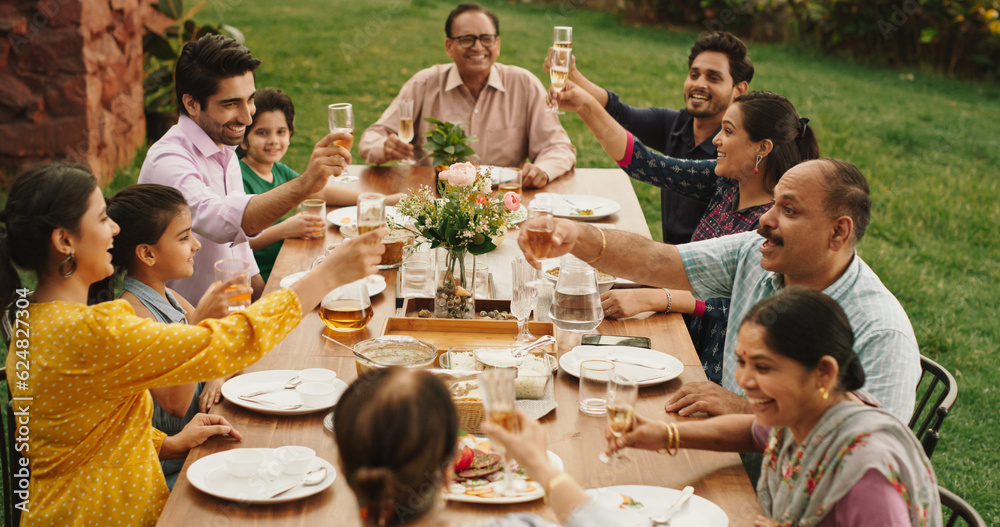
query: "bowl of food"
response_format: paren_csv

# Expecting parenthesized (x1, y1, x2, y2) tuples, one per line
(352, 335, 437, 376)
(443, 346, 554, 400)
(543, 264, 617, 294)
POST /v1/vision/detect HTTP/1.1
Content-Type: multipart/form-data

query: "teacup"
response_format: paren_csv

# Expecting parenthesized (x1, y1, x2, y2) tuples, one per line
(296, 382, 338, 407)
(300, 368, 338, 385)
(223, 449, 264, 478)
(274, 445, 316, 475)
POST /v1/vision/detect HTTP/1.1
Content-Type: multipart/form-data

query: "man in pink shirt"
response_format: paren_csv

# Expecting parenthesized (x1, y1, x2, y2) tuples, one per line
(139, 35, 351, 302)
(359, 3, 576, 188)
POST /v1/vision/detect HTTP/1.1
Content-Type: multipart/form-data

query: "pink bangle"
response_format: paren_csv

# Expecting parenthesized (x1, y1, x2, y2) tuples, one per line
(693, 301, 706, 317)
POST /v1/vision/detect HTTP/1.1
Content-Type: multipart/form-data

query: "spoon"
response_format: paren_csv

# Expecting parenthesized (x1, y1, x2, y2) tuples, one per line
(238, 397, 303, 411)
(511, 335, 556, 359)
(241, 375, 302, 398)
(269, 466, 328, 498)
(650, 486, 694, 525)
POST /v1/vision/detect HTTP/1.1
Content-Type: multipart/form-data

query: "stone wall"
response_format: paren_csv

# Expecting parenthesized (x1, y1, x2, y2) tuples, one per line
(0, 0, 149, 187)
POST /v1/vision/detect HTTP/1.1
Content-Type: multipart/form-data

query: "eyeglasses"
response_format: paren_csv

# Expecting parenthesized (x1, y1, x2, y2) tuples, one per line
(449, 34, 498, 48)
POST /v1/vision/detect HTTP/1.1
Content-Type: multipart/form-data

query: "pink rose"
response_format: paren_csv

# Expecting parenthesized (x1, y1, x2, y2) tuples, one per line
(446, 162, 477, 187)
(438, 169, 451, 181)
(503, 191, 520, 211)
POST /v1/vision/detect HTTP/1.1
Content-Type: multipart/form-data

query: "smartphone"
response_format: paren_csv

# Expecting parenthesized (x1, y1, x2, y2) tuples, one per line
(581, 334, 651, 349)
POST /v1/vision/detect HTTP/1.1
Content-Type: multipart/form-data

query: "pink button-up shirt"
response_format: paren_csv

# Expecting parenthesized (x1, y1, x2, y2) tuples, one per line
(138, 115, 258, 303)
(360, 63, 576, 179)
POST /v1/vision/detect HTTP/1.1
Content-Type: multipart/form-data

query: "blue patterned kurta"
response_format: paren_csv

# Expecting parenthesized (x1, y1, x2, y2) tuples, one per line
(619, 134, 771, 383)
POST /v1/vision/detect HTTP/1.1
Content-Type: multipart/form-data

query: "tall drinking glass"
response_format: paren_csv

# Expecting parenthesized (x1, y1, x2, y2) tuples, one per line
(298, 198, 326, 237)
(553, 26, 573, 49)
(398, 99, 415, 165)
(511, 256, 539, 344)
(214, 259, 251, 312)
(328, 103, 356, 183)
(480, 369, 519, 497)
(356, 193, 386, 236)
(548, 47, 571, 114)
(599, 372, 638, 463)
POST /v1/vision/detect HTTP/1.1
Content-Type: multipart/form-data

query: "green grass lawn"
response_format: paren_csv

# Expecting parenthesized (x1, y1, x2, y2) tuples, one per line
(3, 0, 998, 522)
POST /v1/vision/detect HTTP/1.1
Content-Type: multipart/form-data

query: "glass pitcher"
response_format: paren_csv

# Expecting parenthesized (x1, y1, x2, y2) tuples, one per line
(548, 254, 603, 333)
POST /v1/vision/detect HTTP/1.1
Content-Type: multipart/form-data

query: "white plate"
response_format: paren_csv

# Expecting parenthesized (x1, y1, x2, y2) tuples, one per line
(444, 450, 564, 504)
(533, 193, 621, 220)
(187, 448, 337, 504)
(280, 273, 386, 297)
(221, 370, 348, 415)
(507, 205, 528, 224)
(482, 165, 519, 186)
(326, 205, 406, 227)
(586, 485, 729, 527)
(560, 346, 684, 386)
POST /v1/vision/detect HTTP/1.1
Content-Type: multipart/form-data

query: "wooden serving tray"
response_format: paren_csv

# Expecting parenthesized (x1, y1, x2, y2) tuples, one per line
(381, 316, 556, 358)
(400, 297, 515, 318)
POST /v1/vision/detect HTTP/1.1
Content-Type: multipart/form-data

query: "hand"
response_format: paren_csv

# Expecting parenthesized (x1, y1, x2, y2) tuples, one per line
(160, 413, 241, 460)
(664, 381, 752, 417)
(517, 217, 580, 269)
(520, 163, 549, 189)
(192, 277, 249, 322)
(283, 213, 326, 240)
(549, 81, 597, 115)
(383, 133, 415, 163)
(481, 409, 552, 476)
(600, 289, 663, 319)
(315, 227, 388, 285)
(300, 131, 352, 192)
(604, 413, 668, 457)
(384, 192, 406, 206)
(754, 515, 778, 527)
(199, 377, 228, 413)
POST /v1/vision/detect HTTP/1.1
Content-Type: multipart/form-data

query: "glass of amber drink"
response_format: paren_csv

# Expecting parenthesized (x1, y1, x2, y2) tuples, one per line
(319, 279, 373, 332)
(480, 368, 520, 497)
(214, 259, 252, 312)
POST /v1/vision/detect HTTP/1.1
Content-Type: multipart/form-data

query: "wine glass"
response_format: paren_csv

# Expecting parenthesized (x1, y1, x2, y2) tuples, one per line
(553, 26, 572, 49)
(328, 103, 356, 183)
(356, 193, 386, 236)
(526, 203, 554, 272)
(511, 256, 539, 344)
(397, 99, 415, 165)
(548, 47, 571, 114)
(480, 369, 520, 497)
(599, 372, 638, 464)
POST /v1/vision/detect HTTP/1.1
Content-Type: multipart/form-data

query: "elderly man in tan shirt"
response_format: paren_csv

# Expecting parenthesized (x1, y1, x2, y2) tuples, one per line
(359, 3, 576, 188)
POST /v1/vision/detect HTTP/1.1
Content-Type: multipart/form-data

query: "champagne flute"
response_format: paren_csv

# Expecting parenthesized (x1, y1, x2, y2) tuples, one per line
(328, 103, 356, 183)
(511, 256, 539, 344)
(548, 47, 571, 114)
(397, 99, 415, 165)
(599, 372, 639, 463)
(553, 26, 572, 49)
(480, 369, 520, 497)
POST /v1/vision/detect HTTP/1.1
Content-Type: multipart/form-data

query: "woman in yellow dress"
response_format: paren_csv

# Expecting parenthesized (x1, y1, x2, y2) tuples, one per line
(0, 163, 386, 526)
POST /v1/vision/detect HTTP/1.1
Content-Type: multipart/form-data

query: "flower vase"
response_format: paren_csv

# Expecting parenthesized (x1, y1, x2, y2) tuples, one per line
(434, 247, 476, 319)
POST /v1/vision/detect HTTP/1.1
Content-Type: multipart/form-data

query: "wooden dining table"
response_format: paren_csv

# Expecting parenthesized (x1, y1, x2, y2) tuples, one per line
(156, 165, 762, 526)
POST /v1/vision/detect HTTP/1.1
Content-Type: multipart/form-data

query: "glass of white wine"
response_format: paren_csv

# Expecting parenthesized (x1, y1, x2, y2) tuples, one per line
(328, 103, 356, 183)
(553, 26, 572, 49)
(480, 368, 520, 497)
(599, 371, 638, 464)
(397, 99, 415, 165)
(548, 47, 571, 114)
(356, 193, 386, 236)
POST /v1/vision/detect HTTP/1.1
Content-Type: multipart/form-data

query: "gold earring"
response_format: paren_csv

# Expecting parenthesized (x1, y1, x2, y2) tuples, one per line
(59, 253, 77, 278)
(818, 386, 829, 400)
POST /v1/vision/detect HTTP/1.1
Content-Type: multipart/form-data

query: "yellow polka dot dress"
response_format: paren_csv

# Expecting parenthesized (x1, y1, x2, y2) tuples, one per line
(5, 288, 302, 526)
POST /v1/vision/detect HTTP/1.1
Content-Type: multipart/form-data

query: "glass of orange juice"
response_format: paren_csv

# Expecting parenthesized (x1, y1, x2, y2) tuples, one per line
(214, 259, 252, 312)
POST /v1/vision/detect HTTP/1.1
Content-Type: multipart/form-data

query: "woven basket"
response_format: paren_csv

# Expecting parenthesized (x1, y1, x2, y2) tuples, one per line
(454, 399, 485, 434)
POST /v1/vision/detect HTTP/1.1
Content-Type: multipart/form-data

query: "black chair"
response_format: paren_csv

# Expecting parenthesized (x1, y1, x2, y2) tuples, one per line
(909, 355, 958, 458)
(940, 486, 987, 527)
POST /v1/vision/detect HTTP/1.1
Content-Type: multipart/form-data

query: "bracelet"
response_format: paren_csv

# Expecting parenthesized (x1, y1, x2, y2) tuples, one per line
(544, 472, 574, 504)
(656, 422, 680, 456)
(662, 289, 673, 313)
(693, 300, 706, 317)
(586, 227, 606, 265)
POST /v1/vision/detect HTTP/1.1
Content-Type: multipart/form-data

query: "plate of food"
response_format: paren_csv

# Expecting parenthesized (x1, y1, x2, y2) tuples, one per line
(444, 436, 563, 504)
(533, 193, 621, 220)
(187, 448, 337, 504)
(586, 485, 729, 526)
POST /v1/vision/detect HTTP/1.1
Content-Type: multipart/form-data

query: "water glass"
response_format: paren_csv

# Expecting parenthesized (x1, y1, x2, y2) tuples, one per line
(401, 261, 433, 297)
(579, 359, 614, 415)
(214, 258, 251, 312)
(511, 256, 538, 344)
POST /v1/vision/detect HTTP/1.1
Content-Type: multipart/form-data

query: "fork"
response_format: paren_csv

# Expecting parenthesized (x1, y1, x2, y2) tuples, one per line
(238, 396, 302, 411)
(555, 195, 600, 215)
(241, 375, 302, 398)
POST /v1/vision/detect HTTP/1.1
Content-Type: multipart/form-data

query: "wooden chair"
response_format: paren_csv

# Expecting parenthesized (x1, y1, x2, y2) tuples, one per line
(940, 486, 987, 527)
(909, 355, 958, 458)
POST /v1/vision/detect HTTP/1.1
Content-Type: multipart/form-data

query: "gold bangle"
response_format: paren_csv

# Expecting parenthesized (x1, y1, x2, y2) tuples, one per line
(657, 422, 680, 456)
(544, 472, 573, 504)
(586, 227, 606, 265)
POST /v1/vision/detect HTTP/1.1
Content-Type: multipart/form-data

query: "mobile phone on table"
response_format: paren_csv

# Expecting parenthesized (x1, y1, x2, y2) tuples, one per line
(581, 334, 651, 349)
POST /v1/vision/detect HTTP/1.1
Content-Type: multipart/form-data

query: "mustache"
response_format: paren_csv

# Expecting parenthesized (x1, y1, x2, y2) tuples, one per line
(757, 225, 784, 246)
